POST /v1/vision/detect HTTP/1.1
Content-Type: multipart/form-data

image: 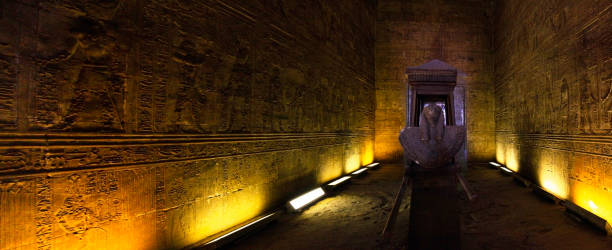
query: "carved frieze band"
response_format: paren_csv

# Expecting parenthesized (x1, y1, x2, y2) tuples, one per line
(0, 133, 369, 177)
(496, 132, 612, 158)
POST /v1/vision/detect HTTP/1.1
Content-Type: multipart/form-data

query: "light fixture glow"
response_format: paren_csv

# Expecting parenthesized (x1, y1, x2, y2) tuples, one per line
(564, 200, 611, 235)
(489, 162, 501, 167)
(206, 212, 277, 245)
(366, 162, 380, 168)
(289, 187, 326, 210)
(328, 176, 351, 186)
(500, 166, 513, 173)
(542, 180, 563, 198)
(351, 168, 368, 175)
(589, 200, 598, 211)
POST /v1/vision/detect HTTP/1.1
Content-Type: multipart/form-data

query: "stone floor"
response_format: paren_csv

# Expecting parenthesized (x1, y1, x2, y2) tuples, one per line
(460, 163, 611, 250)
(226, 163, 612, 250)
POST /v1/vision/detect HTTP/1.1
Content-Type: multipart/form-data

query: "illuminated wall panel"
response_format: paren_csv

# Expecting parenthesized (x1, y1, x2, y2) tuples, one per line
(0, 0, 375, 248)
(495, 0, 612, 222)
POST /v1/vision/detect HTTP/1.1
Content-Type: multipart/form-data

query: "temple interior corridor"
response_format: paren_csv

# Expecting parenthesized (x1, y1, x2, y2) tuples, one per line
(0, 0, 611, 249)
(223, 164, 612, 250)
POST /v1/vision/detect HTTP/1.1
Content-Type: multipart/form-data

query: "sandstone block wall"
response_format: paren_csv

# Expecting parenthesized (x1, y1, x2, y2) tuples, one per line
(494, 0, 612, 222)
(0, 0, 375, 249)
(375, 0, 495, 162)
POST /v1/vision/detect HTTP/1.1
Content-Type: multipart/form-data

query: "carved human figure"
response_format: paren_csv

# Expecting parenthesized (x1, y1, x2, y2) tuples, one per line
(600, 60, 612, 130)
(557, 78, 569, 133)
(221, 45, 252, 132)
(580, 70, 598, 133)
(269, 67, 285, 132)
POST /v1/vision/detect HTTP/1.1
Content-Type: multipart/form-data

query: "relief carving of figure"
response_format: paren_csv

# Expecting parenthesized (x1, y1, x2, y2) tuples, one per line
(35, 16, 126, 132)
(580, 69, 598, 134)
(600, 60, 612, 131)
(222, 45, 252, 133)
(269, 67, 285, 132)
(55, 194, 96, 238)
(558, 78, 569, 133)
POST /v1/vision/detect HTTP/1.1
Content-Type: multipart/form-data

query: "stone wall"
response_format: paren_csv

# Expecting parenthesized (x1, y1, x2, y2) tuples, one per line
(375, 0, 495, 162)
(494, 0, 612, 222)
(0, 0, 375, 249)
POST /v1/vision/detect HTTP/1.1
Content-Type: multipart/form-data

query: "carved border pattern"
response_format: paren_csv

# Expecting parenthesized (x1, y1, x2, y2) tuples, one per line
(496, 133, 612, 158)
(0, 133, 369, 177)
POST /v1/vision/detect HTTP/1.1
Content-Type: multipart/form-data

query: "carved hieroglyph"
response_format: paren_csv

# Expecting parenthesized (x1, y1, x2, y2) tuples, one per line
(495, 0, 612, 222)
(0, 0, 376, 249)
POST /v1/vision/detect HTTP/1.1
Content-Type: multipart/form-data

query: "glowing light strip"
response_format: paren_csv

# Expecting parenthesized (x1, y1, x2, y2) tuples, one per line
(328, 176, 351, 186)
(289, 187, 326, 210)
(366, 162, 380, 168)
(206, 212, 277, 245)
(351, 168, 368, 175)
(588, 200, 598, 211)
(563, 200, 610, 234)
(500, 166, 513, 173)
(489, 162, 501, 167)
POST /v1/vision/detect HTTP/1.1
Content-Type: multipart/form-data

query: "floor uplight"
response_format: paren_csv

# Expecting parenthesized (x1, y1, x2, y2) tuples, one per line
(489, 162, 501, 167)
(206, 213, 277, 246)
(589, 200, 598, 211)
(532, 185, 560, 203)
(289, 187, 326, 210)
(564, 200, 611, 235)
(351, 168, 368, 176)
(366, 162, 380, 168)
(500, 166, 513, 174)
(328, 176, 351, 186)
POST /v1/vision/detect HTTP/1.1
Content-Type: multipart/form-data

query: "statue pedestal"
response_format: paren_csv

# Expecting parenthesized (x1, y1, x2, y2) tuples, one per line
(408, 166, 460, 250)
(399, 61, 468, 248)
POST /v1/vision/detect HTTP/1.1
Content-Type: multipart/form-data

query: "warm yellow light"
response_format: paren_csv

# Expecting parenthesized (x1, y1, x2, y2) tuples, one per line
(289, 187, 326, 210)
(206, 212, 277, 245)
(570, 183, 612, 222)
(351, 168, 368, 175)
(187, 185, 266, 246)
(361, 140, 374, 166)
(328, 176, 351, 186)
(373, 139, 403, 162)
(542, 181, 556, 192)
(317, 152, 344, 183)
(505, 147, 519, 172)
(536, 156, 569, 200)
(541, 180, 567, 199)
(344, 151, 361, 173)
(495, 143, 505, 165)
(589, 200, 598, 211)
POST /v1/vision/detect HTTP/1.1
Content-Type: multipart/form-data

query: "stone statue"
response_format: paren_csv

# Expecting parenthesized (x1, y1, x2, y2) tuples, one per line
(397, 104, 468, 249)
(399, 104, 466, 169)
(383, 61, 473, 248)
